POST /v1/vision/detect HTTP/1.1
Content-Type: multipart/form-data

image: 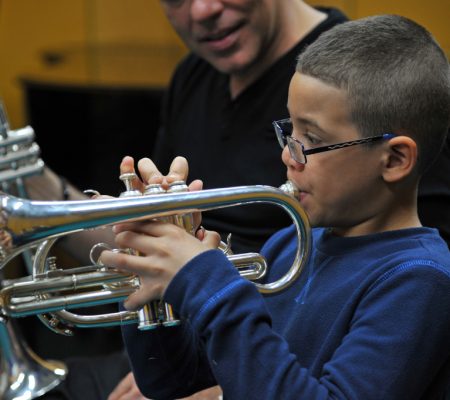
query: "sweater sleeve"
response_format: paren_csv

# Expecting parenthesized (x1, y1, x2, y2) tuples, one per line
(121, 315, 216, 398)
(124, 250, 450, 399)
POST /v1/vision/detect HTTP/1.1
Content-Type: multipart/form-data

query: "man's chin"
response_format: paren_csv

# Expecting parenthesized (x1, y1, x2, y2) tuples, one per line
(200, 47, 257, 76)
(206, 58, 250, 75)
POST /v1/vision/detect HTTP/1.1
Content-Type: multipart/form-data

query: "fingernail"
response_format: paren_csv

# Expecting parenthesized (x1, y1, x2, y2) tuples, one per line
(195, 225, 205, 238)
(149, 174, 163, 184)
(167, 173, 180, 180)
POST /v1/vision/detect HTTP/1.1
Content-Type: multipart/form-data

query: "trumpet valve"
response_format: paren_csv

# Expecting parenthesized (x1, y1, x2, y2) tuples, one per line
(119, 172, 142, 197)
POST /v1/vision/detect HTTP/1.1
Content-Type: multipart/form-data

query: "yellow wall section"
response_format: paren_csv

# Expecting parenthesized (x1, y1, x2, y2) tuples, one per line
(0, 1, 449, 127)
(0, 1, 186, 126)
(307, 0, 449, 56)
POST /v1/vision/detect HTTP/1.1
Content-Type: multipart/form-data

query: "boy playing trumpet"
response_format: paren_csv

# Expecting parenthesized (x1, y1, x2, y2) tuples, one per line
(102, 15, 450, 399)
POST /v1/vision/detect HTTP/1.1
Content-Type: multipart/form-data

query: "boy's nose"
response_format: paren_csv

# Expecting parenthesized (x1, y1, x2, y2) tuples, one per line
(190, 0, 224, 22)
(282, 146, 305, 171)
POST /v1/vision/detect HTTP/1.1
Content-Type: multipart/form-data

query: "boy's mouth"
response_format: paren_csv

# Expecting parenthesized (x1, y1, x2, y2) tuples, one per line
(298, 191, 308, 202)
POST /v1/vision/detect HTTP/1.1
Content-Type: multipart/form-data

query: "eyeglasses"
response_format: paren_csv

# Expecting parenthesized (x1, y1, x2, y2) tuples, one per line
(273, 118, 396, 164)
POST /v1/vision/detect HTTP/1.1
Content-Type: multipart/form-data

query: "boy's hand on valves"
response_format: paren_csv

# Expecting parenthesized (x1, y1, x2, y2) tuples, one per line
(122, 155, 203, 228)
(121, 155, 202, 192)
(120, 155, 159, 193)
(99, 220, 220, 311)
(161, 156, 204, 228)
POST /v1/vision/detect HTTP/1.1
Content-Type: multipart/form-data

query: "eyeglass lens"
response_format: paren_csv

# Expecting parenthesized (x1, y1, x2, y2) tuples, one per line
(286, 137, 306, 164)
(274, 121, 306, 164)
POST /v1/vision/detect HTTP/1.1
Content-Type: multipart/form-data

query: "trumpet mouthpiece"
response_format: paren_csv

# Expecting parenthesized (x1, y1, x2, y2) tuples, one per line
(279, 181, 299, 198)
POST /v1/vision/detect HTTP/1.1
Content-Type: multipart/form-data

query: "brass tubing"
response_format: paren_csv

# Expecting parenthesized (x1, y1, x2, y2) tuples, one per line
(0, 184, 311, 329)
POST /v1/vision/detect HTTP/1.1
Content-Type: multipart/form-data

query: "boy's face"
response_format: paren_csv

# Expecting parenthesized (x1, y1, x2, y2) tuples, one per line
(283, 72, 387, 236)
(160, 0, 280, 75)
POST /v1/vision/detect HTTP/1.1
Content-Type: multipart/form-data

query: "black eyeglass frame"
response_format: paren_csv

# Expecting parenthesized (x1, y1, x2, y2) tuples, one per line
(273, 118, 396, 164)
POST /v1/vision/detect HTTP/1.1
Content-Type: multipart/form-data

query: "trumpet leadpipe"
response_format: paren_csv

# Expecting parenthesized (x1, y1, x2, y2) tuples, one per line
(0, 185, 309, 275)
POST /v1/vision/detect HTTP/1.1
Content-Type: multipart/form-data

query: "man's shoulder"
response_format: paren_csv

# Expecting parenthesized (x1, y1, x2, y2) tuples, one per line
(316, 7, 349, 25)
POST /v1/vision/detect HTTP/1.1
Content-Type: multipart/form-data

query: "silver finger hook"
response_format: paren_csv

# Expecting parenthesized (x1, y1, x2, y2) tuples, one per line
(89, 242, 113, 265)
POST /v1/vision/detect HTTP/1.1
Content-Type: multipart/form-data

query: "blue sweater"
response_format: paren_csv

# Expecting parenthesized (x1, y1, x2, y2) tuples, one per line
(123, 227, 450, 399)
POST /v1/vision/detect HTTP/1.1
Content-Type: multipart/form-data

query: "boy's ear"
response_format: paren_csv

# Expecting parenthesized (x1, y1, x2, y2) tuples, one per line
(381, 135, 418, 183)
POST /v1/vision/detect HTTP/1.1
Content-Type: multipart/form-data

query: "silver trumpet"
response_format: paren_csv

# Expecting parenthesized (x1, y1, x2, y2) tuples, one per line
(0, 100, 67, 400)
(0, 178, 311, 334)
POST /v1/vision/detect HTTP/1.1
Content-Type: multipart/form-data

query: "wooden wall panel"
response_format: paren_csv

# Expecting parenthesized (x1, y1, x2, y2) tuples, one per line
(0, 1, 87, 125)
(306, 0, 449, 55)
(0, 1, 186, 126)
(355, 1, 449, 56)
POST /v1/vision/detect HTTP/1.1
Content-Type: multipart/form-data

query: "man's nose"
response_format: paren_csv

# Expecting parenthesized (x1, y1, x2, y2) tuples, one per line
(190, 0, 224, 22)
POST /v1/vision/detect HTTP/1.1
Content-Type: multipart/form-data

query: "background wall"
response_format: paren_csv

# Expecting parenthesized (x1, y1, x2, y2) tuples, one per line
(0, 0, 186, 126)
(0, 0, 449, 128)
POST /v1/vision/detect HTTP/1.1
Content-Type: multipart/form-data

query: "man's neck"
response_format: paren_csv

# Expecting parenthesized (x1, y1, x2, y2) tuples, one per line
(229, 3, 327, 98)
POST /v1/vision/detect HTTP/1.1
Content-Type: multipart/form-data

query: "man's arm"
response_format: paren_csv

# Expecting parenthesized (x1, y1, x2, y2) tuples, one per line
(24, 167, 115, 264)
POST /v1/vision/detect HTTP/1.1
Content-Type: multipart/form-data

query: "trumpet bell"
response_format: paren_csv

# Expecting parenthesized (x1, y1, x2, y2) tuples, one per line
(0, 317, 67, 399)
(0, 99, 66, 399)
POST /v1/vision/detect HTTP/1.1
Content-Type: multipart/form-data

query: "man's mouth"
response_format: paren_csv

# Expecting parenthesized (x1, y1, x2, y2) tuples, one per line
(199, 23, 243, 42)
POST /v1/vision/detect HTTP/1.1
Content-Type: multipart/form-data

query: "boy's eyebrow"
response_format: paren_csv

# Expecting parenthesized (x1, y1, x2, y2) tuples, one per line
(294, 117, 327, 135)
(286, 106, 327, 134)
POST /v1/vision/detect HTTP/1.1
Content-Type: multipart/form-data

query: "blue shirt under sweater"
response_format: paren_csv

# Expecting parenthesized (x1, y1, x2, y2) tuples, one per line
(122, 226, 450, 399)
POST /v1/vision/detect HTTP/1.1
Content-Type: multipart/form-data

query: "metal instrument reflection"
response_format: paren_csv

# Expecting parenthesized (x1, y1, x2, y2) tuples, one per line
(0, 100, 67, 400)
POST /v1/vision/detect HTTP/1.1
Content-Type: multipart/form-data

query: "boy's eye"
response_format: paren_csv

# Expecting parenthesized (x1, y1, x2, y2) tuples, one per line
(302, 132, 322, 146)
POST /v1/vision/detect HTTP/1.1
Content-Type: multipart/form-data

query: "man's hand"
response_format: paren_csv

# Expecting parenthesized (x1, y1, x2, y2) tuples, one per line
(108, 372, 148, 400)
(108, 372, 223, 400)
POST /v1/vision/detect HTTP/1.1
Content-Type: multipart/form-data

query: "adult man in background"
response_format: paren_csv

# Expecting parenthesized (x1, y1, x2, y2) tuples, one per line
(152, 0, 348, 253)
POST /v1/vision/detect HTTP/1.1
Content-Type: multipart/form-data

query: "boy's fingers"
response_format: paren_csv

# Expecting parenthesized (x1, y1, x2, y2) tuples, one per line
(201, 230, 221, 248)
(188, 180, 203, 229)
(120, 156, 135, 175)
(167, 156, 189, 183)
(137, 158, 163, 185)
(124, 289, 158, 311)
(188, 179, 203, 192)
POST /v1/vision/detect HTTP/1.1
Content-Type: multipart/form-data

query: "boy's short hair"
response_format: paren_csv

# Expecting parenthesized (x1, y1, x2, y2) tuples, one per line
(296, 14, 450, 174)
